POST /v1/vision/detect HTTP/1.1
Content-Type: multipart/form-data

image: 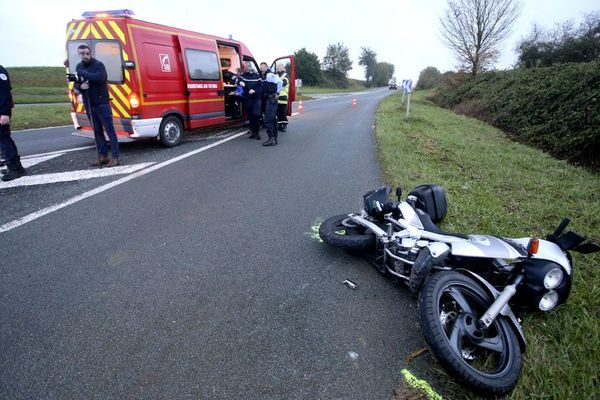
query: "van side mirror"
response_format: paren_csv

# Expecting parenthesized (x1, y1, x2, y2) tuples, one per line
(396, 186, 403, 201)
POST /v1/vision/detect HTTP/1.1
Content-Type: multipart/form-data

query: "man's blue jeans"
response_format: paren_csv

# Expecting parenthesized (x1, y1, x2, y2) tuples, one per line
(89, 103, 119, 159)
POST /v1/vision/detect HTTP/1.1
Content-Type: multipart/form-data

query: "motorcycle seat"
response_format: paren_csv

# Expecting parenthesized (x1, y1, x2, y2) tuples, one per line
(415, 208, 469, 239)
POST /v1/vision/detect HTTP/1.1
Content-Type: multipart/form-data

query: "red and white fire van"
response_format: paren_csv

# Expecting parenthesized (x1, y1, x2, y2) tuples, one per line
(65, 9, 295, 146)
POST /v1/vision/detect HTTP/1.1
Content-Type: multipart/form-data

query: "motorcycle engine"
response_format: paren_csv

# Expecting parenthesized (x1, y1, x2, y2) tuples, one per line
(388, 241, 419, 277)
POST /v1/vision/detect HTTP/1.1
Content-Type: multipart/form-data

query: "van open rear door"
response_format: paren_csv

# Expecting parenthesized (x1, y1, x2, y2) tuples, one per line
(178, 36, 226, 128)
(271, 55, 295, 116)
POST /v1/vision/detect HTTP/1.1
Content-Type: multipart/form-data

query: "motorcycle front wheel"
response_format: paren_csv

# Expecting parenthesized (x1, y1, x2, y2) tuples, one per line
(319, 214, 376, 252)
(418, 271, 522, 396)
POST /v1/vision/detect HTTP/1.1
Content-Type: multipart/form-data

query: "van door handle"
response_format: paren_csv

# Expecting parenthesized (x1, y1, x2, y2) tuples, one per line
(217, 90, 224, 97)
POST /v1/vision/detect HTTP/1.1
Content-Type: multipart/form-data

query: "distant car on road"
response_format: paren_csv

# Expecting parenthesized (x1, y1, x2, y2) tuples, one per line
(388, 83, 398, 90)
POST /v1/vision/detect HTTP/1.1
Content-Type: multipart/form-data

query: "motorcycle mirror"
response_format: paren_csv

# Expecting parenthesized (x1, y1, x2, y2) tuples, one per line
(395, 186, 403, 200)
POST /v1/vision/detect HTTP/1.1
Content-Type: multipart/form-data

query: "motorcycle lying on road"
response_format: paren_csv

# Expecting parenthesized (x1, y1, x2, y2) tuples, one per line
(319, 185, 599, 396)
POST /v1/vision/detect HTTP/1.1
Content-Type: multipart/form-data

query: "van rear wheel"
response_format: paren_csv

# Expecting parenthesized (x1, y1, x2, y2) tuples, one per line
(159, 116, 183, 147)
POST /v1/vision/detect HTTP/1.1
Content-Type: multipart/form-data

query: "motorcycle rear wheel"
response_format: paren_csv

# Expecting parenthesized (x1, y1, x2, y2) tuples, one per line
(418, 271, 522, 396)
(319, 214, 376, 252)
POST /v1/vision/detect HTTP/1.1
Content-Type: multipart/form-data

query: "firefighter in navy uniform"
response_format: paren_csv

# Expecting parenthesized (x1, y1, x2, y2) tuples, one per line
(261, 70, 283, 147)
(275, 63, 289, 132)
(240, 61, 263, 140)
(0, 65, 26, 182)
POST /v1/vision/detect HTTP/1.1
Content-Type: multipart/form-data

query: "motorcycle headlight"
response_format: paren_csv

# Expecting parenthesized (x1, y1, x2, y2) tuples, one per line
(543, 267, 564, 289)
(539, 290, 559, 311)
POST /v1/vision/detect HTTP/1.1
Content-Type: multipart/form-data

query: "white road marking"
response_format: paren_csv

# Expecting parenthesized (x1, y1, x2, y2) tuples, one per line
(20, 154, 63, 168)
(13, 125, 72, 133)
(20, 145, 95, 159)
(0, 163, 155, 189)
(0, 131, 247, 233)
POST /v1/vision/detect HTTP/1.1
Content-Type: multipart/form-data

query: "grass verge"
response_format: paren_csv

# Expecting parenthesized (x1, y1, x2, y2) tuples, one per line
(375, 90, 600, 399)
(301, 83, 369, 94)
(7, 66, 68, 104)
(11, 104, 72, 131)
(297, 94, 315, 101)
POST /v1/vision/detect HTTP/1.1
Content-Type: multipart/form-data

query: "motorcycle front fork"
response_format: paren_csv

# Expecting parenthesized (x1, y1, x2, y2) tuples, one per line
(479, 274, 524, 328)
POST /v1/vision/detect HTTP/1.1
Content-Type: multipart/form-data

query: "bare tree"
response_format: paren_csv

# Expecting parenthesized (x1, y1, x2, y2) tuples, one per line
(440, 0, 522, 76)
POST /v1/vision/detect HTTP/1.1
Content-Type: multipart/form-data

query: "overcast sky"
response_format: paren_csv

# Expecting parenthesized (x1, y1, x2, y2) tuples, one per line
(1, 0, 598, 82)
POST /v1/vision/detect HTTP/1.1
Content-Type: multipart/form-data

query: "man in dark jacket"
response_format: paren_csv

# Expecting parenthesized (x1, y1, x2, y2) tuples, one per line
(71, 44, 120, 167)
(0, 65, 26, 182)
(240, 61, 262, 140)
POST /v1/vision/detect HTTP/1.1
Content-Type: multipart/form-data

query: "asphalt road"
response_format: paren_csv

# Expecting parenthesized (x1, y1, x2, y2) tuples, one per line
(12, 125, 94, 156)
(1, 89, 441, 399)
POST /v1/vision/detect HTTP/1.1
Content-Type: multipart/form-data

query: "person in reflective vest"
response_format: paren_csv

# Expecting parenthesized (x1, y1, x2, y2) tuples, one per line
(275, 63, 289, 132)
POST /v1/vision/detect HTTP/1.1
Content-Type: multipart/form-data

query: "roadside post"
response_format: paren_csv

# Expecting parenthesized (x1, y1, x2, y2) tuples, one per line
(402, 79, 413, 118)
(400, 79, 406, 106)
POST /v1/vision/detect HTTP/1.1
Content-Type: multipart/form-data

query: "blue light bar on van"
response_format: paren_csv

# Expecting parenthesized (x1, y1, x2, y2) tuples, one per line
(82, 9, 135, 19)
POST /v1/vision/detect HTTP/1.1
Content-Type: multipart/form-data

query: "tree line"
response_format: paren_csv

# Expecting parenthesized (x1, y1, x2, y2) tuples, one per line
(294, 44, 395, 88)
(417, 2, 599, 89)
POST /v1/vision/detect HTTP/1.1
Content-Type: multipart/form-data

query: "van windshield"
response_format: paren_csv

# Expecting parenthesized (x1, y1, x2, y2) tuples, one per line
(67, 40, 123, 83)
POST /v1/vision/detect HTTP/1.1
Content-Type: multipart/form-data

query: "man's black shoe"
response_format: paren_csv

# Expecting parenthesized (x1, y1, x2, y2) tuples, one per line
(1, 168, 27, 182)
(1, 165, 25, 176)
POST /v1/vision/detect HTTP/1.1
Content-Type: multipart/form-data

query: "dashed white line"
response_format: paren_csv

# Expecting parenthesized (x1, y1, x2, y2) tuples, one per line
(20, 145, 95, 159)
(20, 154, 63, 168)
(0, 163, 155, 189)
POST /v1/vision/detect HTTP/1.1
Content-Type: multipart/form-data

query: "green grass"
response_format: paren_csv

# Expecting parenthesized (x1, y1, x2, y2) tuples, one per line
(376, 91, 600, 399)
(301, 84, 368, 94)
(11, 104, 72, 130)
(7, 66, 69, 104)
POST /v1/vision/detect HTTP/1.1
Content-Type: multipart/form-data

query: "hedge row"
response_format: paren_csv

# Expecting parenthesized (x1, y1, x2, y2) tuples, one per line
(429, 63, 600, 170)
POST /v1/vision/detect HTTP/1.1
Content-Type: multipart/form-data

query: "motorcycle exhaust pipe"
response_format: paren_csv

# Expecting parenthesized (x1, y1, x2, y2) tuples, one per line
(479, 275, 524, 328)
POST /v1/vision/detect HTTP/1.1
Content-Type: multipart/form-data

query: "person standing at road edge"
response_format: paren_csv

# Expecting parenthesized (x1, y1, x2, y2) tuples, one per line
(71, 44, 120, 167)
(0, 65, 26, 182)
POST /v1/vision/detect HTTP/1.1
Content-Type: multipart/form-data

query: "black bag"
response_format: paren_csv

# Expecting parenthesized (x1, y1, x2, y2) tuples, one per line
(408, 184, 447, 223)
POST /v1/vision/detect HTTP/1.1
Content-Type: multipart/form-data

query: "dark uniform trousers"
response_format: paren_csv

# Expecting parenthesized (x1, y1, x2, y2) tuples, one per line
(264, 95, 278, 139)
(0, 123, 20, 170)
(245, 97, 262, 134)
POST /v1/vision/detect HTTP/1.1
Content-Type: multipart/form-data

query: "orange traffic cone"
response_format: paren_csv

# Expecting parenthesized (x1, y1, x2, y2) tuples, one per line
(352, 98, 357, 108)
(297, 100, 304, 113)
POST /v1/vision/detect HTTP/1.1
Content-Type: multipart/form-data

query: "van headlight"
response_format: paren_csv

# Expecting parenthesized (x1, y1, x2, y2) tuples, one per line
(539, 290, 559, 311)
(543, 267, 564, 289)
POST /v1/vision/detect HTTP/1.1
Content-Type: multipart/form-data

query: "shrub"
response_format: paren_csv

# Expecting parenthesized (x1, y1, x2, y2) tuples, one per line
(429, 63, 600, 170)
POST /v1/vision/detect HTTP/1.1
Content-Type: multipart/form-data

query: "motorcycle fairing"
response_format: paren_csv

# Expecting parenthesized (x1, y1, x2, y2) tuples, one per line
(511, 238, 572, 274)
(450, 235, 527, 260)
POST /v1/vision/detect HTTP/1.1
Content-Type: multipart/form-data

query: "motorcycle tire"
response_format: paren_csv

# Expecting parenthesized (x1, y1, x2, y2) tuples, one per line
(319, 214, 376, 252)
(418, 271, 522, 396)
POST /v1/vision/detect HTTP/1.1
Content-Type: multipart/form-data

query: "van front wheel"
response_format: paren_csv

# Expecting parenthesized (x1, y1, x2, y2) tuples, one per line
(159, 116, 183, 147)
